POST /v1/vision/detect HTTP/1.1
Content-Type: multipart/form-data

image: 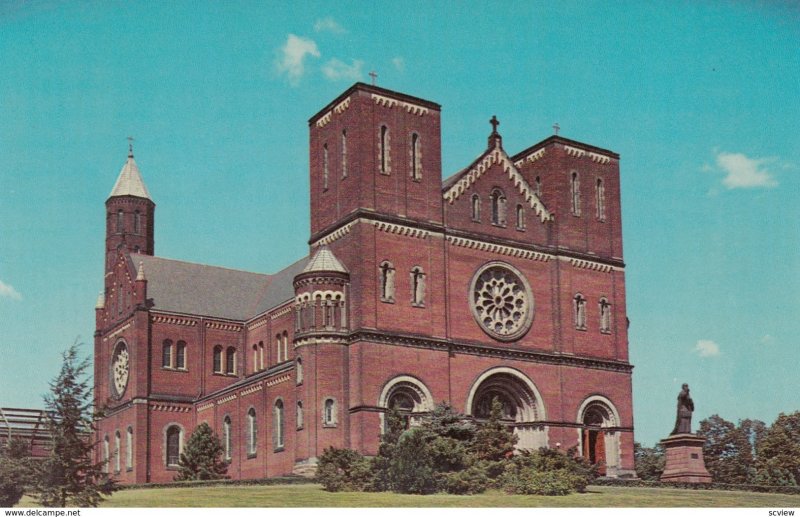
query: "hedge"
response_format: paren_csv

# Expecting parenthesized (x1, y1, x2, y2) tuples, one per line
(591, 477, 800, 495)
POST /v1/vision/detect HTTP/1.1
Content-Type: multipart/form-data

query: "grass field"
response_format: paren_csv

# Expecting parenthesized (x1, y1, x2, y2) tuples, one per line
(17, 484, 800, 507)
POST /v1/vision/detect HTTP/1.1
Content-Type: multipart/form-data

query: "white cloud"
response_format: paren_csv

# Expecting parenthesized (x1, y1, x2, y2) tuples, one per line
(322, 58, 364, 82)
(693, 339, 721, 357)
(314, 17, 346, 34)
(760, 334, 773, 345)
(713, 151, 778, 189)
(0, 279, 21, 300)
(275, 34, 321, 86)
(392, 57, 405, 72)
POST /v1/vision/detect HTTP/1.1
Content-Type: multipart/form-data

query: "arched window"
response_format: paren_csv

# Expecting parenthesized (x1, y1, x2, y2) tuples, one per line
(596, 178, 606, 221)
(322, 143, 329, 191)
(535, 176, 542, 197)
(223, 416, 232, 461)
(259, 341, 264, 370)
(296, 401, 304, 430)
(571, 172, 581, 216)
(410, 132, 421, 180)
(225, 347, 236, 375)
(599, 298, 611, 333)
(471, 194, 481, 222)
(213, 346, 223, 374)
(126, 426, 133, 470)
(323, 398, 337, 426)
(491, 188, 507, 226)
(283, 331, 289, 361)
(574, 294, 587, 330)
(134, 210, 141, 234)
(275, 334, 282, 363)
(516, 204, 525, 231)
(116, 210, 124, 233)
(341, 130, 347, 178)
(114, 431, 121, 473)
(252, 344, 259, 373)
(162, 340, 173, 369)
(247, 408, 257, 456)
(165, 425, 181, 467)
(296, 357, 303, 385)
(410, 267, 425, 307)
(379, 125, 390, 174)
(274, 400, 285, 449)
(103, 435, 110, 473)
(176, 341, 186, 370)
(379, 261, 396, 303)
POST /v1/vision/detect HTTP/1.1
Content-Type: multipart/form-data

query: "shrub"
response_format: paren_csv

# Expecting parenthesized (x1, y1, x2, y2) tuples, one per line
(389, 429, 437, 494)
(499, 448, 596, 495)
(501, 468, 579, 496)
(442, 464, 490, 495)
(0, 457, 25, 507)
(315, 447, 371, 492)
(174, 422, 228, 481)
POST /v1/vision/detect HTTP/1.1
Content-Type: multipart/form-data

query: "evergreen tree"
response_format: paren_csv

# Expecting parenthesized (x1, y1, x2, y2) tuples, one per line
(471, 397, 518, 462)
(174, 422, 228, 481)
(36, 343, 115, 507)
(0, 439, 29, 507)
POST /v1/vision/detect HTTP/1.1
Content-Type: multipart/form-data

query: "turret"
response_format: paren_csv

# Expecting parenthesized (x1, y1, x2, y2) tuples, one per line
(293, 246, 350, 337)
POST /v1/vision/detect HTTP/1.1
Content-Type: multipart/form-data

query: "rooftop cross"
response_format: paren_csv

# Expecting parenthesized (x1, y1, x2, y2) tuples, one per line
(552, 122, 560, 135)
(368, 70, 377, 85)
(490, 115, 500, 134)
(127, 136, 135, 158)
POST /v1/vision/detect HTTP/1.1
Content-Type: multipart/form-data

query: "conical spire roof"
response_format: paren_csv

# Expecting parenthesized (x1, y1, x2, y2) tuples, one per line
(109, 151, 151, 200)
(302, 245, 348, 274)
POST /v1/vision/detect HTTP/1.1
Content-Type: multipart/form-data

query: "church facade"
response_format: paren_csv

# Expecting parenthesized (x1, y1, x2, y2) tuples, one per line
(94, 82, 635, 483)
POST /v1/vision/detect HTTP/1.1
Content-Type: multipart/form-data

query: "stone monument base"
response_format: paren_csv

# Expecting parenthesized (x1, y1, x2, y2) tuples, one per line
(659, 433, 712, 483)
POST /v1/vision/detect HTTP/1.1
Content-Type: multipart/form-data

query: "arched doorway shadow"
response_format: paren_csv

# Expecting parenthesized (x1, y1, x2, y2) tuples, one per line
(577, 396, 621, 477)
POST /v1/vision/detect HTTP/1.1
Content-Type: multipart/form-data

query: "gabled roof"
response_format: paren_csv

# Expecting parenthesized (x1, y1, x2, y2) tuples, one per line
(302, 245, 348, 274)
(442, 142, 553, 223)
(131, 254, 309, 321)
(109, 155, 152, 200)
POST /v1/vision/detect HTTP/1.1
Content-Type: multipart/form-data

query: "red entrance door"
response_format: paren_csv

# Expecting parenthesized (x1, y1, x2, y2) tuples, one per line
(582, 428, 606, 476)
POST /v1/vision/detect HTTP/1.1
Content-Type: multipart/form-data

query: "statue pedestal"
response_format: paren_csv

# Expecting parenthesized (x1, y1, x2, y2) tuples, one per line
(659, 433, 712, 483)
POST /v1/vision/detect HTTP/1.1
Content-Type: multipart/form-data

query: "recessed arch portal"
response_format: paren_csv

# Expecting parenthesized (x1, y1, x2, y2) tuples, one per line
(576, 395, 621, 477)
(378, 375, 434, 430)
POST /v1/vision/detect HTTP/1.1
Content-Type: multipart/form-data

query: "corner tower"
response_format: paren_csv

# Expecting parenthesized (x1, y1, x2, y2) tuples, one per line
(105, 144, 155, 273)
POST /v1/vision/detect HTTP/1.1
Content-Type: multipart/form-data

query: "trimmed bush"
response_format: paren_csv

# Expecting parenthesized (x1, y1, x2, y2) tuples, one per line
(315, 447, 371, 492)
(499, 448, 596, 495)
(442, 465, 490, 495)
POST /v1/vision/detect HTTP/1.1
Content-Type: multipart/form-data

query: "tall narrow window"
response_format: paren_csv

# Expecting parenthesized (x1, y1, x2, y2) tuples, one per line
(247, 408, 257, 455)
(410, 267, 426, 307)
(379, 125, 390, 174)
(176, 341, 186, 369)
(491, 188, 507, 226)
(574, 294, 587, 330)
(471, 194, 481, 222)
(379, 261, 396, 303)
(341, 130, 347, 178)
(134, 210, 141, 234)
(323, 398, 336, 426)
(225, 347, 236, 375)
(296, 358, 303, 385)
(114, 431, 121, 473)
(322, 143, 329, 191)
(516, 204, 525, 231)
(274, 400, 285, 449)
(599, 298, 611, 333)
(276, 334, 282, 363)
(126, 427, 133, 470)
(596, 178, 606, 221)
(223, 416, 232, 461)
(103, 436, 109, 473)
(535, 176, 542, 197)
(283, 331, 289, 361)
(258, 341, 264, 371)
(116, 210, 124, 233)
(162, 340, 173, 368)
(571, 172, 581, 216)
(410, 133, 421, 180)
(166, 426, 181, 467)
(213, 346, 223, 374)
(252, 344, 259, 373)
(296, 401, 304, 429)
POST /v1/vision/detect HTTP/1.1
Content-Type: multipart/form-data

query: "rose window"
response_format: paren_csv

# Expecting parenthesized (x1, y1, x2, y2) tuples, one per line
(470, 262, 533, 341)
(111, 342, 130, 399)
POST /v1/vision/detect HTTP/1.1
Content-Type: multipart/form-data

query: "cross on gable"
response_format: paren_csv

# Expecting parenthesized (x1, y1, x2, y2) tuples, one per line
(369, 71, 377, 85)
(127, 136, 135, 157)
(490, 115, 500, 133)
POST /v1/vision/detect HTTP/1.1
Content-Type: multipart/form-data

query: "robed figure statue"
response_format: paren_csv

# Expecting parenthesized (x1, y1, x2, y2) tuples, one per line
(671, 383, 694, 435)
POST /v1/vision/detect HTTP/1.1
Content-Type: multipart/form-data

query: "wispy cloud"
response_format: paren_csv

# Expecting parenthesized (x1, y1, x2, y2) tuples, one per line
(760, 334, 773, 345)
(0, 279, 21, 300)
(322, 58, 364, 82)
(314, 17, 346, 34)
(392, 57, 405, 72)
(707, 150, 779, 189)
(693, 339, 721, 357)
(275, 34, 321, 86)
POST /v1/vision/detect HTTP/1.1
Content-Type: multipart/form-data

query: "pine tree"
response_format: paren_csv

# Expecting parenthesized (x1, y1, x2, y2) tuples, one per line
(471, 397, 518, 462)
(174, 422, 228, 481)
(36, 343, 115, 507)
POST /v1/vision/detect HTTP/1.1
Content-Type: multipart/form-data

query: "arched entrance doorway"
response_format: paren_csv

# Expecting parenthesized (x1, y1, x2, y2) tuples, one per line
(378, 376, 433, 431)
(466, 367, 547, 450)
(577, 396, 621, 477)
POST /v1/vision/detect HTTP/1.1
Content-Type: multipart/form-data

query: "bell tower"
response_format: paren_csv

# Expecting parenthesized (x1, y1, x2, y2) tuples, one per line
(105, 142, 155, 273)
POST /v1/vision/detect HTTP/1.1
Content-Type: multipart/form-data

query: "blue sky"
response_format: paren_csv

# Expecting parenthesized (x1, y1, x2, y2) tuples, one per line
(0, 1, 798, 447)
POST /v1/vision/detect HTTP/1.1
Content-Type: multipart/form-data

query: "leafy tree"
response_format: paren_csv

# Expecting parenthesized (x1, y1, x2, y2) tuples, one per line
(36, 343, 115, 507)
(633, 441, 664, 481)
(315, 447, 371, 492)
(756, 411, 800, 486)
(174, 422, 228, 481)
(698, 414, 750, 483)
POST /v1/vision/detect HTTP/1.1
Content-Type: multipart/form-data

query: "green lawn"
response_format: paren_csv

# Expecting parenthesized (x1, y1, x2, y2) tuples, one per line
(17, 484, 800, 507)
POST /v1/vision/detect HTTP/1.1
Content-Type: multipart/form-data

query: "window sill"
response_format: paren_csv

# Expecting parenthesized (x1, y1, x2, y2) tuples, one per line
(297, 426, 304, 431)
(162, 367, 189, 373)
(380, 298, 395, 304)
(600, 329, 612, 335)
(126, 467, 133, 473)
(575, 326, 587, 332)
(322, 423, 338, 429)
(491, 222, 507, 228)
(274, 446, 285, 453)
(247, 452, 257, 460)
(166, 465, 180, 471)
(411, 303, 425, 309)
(516, 227, 526, 232)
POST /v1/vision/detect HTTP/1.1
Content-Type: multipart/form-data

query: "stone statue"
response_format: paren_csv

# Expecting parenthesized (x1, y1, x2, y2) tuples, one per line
(671, 383, 694, 435)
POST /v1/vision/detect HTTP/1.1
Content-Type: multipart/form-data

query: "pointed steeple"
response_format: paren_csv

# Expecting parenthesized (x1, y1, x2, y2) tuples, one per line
(109, 144, 151, 200)
(303, 245, 348, 274)
(136, 261, 146, 281)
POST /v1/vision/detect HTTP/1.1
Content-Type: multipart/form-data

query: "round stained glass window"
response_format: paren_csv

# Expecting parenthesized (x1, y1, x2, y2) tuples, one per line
(470, 262, 533, 341)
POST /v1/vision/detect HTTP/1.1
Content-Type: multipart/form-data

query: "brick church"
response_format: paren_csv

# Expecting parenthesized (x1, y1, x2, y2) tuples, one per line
(94, 82, 635, 483)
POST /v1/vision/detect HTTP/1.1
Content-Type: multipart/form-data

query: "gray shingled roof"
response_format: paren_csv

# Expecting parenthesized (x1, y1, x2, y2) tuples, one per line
(131, 254, 309, 321)
(109, 156, 152, 199)
(302, 245, 348, 274)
